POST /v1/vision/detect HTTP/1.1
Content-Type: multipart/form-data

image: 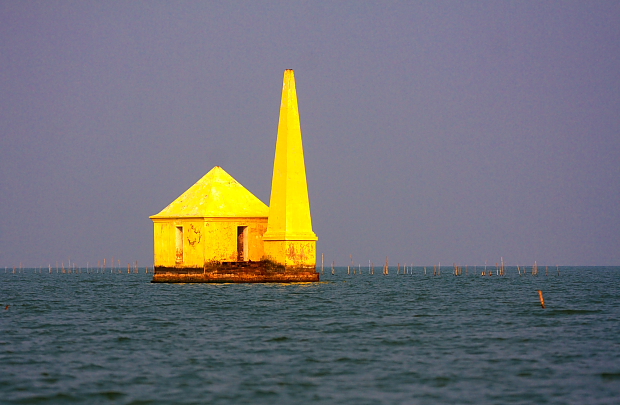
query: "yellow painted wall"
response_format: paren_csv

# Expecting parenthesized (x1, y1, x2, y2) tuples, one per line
(247, 221, 268, 261)
(153, 220, 175, 267)
(203, 220, 236, 263)
(263, 240, 316, 267)
(183, 220, 204, 266)
(153, 217, 267, 268)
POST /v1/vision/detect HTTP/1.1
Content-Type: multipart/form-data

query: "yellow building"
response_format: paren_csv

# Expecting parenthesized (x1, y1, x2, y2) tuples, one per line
(150, 166, 269, 271)
(151, 69, 319, 283)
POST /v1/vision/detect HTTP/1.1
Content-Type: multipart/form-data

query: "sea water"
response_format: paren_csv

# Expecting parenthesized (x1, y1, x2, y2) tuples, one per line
(1, 267, 619, 404)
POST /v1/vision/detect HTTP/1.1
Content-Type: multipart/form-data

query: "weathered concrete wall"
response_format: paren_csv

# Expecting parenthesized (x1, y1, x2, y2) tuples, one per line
(153, 220, 175, 267)
(152, 260, 319, 283)
(184, 220, 204, 266)
(153, 217, 268, 268)
(202, 218, 267, 263)
(263, 240, 316, 267)
(203, 220, 236, 263)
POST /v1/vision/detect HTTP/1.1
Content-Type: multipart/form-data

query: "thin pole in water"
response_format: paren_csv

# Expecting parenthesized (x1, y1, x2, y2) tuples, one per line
(348, 254, 352, 275)
(538, 290, 546, 308)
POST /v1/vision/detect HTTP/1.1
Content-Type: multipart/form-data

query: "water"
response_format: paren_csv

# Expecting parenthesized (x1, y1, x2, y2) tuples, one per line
(1, 267, 619, 404)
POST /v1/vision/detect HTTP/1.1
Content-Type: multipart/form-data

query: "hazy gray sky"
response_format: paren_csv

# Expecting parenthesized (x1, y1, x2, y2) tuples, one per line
(1, 1, 619, 268)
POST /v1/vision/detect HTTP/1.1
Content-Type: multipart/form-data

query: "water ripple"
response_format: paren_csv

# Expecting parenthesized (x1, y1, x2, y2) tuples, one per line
(1, 267, 619, 404)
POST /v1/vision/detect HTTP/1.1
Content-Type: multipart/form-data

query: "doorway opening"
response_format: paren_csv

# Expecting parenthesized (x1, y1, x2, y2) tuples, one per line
(237, 226, 248, 261)
(175, 226, 183, 264)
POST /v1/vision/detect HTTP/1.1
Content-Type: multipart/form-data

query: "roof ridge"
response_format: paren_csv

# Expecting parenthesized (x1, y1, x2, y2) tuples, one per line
(150, 166, 268, 218)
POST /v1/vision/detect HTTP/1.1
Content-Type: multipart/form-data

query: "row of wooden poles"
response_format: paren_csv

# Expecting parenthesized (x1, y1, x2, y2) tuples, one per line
(320, 255, 560, 277)
(5, 260, 151, 274)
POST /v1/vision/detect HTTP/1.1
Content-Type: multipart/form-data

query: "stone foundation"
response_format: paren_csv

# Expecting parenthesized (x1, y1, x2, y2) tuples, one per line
(152, 260, 319, 283)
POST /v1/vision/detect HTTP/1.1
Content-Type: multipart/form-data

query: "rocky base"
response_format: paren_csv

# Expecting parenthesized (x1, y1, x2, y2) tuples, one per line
(152, 260, 320, 283)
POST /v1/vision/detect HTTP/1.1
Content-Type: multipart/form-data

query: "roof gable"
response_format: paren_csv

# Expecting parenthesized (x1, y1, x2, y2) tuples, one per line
(151, 166, 268, 218)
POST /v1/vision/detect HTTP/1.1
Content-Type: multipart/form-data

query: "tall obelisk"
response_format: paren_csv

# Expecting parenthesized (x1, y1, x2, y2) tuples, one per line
(263, 70, 318, 270)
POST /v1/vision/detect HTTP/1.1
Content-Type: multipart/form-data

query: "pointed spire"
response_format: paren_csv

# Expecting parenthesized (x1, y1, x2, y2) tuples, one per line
(263, 70, 317, 242)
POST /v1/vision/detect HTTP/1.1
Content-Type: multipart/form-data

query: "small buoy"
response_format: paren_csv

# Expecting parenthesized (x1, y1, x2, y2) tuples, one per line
(5, 305, 9, 310)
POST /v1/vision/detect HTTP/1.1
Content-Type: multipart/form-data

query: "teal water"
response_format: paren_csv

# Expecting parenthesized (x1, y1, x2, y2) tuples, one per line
(1, 267, 619, 404)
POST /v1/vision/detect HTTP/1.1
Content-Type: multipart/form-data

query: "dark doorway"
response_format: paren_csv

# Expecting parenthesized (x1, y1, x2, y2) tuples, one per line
(175, 226, 183, 264)
(237, 226, 248, 261)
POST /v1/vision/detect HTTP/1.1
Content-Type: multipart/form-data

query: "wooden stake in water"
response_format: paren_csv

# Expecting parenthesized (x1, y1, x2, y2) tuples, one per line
(321, 254, 324, 274)
(538, 290, 546, 308)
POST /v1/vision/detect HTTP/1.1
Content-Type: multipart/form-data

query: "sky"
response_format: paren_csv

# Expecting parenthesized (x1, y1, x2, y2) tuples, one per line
(1, 1, 619, 268)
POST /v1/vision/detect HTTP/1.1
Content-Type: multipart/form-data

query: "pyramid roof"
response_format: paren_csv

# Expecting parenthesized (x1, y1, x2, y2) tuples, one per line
(150, 166, 268, 219)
